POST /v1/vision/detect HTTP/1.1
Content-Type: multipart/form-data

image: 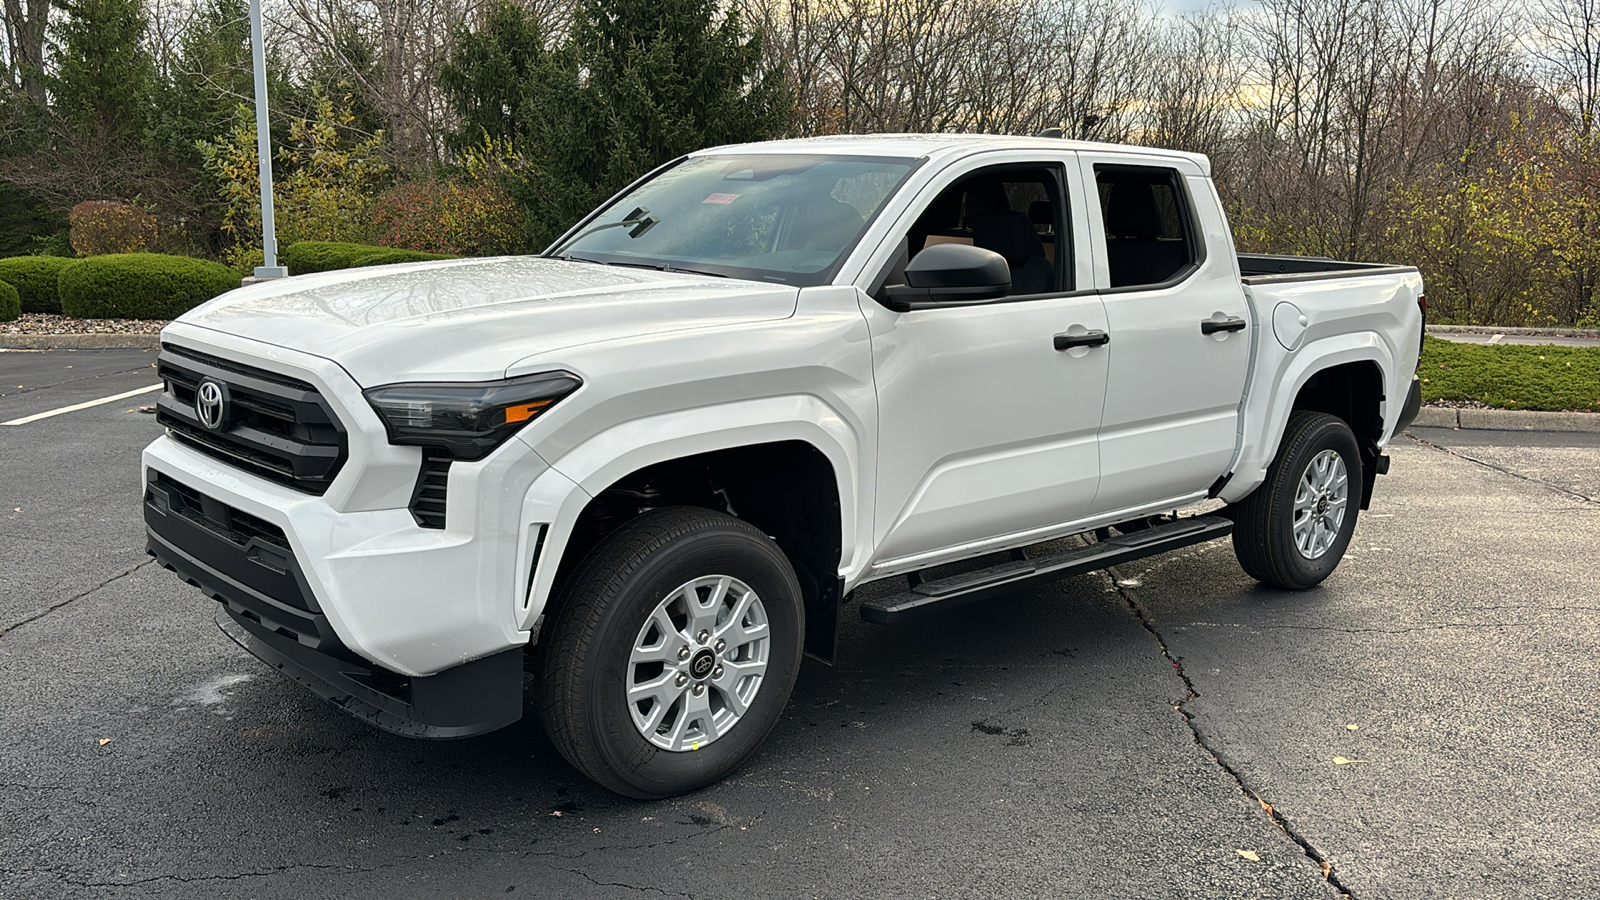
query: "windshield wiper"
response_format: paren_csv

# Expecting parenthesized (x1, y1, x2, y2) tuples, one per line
(659, 264, 729, 279)
(559, 206, 660, 253)
(600, 259, 730, 279)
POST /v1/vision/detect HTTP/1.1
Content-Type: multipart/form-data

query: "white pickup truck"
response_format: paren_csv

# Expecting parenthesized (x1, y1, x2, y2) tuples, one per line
(143, 135, 1424, 798)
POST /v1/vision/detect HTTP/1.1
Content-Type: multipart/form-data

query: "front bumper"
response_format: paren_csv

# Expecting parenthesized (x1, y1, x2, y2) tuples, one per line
(145, 469, 525, 737)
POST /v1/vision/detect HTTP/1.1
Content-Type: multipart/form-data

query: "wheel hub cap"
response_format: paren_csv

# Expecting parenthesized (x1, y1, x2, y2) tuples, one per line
(689, 649, 716, 680)
(1292, 449, 1349, 560)
(626, 575, 770, 752)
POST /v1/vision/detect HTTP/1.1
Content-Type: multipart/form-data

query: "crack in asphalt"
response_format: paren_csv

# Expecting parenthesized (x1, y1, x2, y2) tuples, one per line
(1404, 433, 1598, 503)
(1181, 621, 1529, 635)
(0, 362, 157, 400)
(42, 863, 373, 889)
(2, 819, 739, 896)
(1110, 568, 1357, 899)
(0, 559, 154, 638)
(560, 867, 696, 898)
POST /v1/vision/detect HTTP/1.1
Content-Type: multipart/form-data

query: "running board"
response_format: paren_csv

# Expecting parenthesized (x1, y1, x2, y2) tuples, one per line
(859, 516, 1234, 624)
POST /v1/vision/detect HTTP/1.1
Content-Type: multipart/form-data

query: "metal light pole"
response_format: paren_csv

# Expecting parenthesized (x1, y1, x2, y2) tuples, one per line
(249, 0, 287, 279)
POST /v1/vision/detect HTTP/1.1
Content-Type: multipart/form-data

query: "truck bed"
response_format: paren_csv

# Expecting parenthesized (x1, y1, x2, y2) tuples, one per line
(1238, 253, 1413, 281)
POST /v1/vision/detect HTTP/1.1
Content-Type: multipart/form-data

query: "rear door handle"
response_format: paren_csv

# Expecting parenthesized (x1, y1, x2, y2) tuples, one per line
(1201, 317, 1248, 334)
(1054, 330, 1110, 350)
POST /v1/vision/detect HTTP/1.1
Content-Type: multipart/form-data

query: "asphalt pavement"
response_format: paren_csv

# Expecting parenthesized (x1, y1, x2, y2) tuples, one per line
(2, 350, 1597, 899)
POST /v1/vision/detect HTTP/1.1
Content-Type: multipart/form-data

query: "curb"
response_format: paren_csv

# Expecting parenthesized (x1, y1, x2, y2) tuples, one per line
(1428, 324, 1600, 338)
(0, 334, 161, 350)
(1411, 406, 1600, 433)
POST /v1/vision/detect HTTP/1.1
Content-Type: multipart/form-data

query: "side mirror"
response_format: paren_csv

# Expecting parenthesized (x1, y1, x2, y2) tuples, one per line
(881, 243, 1011, 312)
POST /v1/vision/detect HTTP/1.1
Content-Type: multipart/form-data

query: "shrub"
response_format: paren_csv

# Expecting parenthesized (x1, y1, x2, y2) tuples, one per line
(59, 253, 241, 319)
(69, 201, 160, 256)
(281, 241, 456, 275)
(371, 180, 526, 256)
(0, 280, 19, 321)
(0, 256, 78, 313)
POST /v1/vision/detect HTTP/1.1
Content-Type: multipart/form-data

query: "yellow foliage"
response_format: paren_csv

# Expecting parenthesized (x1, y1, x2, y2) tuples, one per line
(198, 94, 390, 269)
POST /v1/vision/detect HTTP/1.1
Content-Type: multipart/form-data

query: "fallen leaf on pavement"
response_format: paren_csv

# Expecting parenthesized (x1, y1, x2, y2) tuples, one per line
(98, 738, 111, 746)
(1236, 850, 1260, 861)
(1333, 756, 1367, 765)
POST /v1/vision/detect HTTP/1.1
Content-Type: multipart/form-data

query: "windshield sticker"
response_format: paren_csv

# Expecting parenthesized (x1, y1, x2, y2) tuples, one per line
(703, 193, 740, 204)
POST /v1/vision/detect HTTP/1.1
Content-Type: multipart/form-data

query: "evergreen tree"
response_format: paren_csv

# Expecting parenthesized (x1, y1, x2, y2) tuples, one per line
(441, 0, 791, 249)
(438, 1, 553, 153)
(47, 0, 154, 146)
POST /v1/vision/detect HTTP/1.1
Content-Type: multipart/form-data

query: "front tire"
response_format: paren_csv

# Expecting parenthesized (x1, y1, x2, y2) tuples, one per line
(1232, 411, 1363, 590)
(535, 507, 805, 799)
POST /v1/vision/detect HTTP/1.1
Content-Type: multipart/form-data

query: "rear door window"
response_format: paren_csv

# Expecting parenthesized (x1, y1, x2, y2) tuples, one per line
(1095, 166, 1198, 289)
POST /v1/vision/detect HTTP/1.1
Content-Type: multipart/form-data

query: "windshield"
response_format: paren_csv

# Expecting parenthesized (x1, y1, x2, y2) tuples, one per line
(548, 154, 918, 286)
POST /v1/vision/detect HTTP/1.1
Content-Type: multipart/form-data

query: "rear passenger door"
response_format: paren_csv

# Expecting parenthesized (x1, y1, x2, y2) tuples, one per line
(1076, 153, 1251, 515)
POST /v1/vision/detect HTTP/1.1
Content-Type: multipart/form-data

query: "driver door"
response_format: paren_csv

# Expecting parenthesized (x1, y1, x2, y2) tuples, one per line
(858, 155, 1110, 571)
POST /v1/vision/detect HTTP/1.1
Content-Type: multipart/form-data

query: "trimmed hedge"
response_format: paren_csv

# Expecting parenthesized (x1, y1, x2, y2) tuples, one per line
(0, 279, 18, 321)
(281, 241, 457, 275)
(59, 253, 241, 320)
(0, 255, 77, 313)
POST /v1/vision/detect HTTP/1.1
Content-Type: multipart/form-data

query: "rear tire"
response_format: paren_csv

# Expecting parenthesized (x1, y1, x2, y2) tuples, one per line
(535, 507, 804, 799)
(1232, 411, 1363, 590)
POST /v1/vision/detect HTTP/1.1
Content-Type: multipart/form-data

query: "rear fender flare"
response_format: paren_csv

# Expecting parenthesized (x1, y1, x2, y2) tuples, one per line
(1221, 333, 1395, 505)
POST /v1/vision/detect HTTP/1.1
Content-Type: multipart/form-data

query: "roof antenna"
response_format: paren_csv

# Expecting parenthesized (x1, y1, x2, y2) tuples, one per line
(1037, 127, 1064, 138)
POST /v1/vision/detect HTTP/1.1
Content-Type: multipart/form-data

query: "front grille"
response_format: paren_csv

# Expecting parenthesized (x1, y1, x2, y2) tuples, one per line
(410, 453, 451, 529)
(156, 343, 348, 494)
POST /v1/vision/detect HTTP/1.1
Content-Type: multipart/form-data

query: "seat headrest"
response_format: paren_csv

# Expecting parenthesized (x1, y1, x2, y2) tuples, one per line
(1028, 200, 1053, 226)
(1104, 181, 1163, 239)
(963, 179, 1010, 223)
(788, 196, 864, 251)
(971, 211, 1045, 266)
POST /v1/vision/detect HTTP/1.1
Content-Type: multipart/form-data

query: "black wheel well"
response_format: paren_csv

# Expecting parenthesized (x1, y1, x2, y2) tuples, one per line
(1291, 360, 1385, 507)
(549, 441, 844, 662)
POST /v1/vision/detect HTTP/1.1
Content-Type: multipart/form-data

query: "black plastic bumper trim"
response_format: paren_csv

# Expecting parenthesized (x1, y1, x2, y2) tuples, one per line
(1393, 376, 1423, 434)
(146, 472, 523, 739)
(145, 481, 337, 650)
(217, 608, 524, 740)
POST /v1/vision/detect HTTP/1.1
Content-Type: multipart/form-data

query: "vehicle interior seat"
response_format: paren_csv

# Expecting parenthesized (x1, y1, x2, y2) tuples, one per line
(1027, 200, 1057, 263)
(1104, 180, 1188, 287)
(964, 180, 1054, 295)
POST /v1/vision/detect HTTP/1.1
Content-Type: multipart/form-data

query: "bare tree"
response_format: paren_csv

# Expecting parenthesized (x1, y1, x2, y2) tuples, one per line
(2, 0, 48, 103)
(1530, 0, 1600, 135)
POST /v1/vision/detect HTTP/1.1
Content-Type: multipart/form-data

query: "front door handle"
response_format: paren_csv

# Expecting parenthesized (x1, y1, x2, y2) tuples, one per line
(1054, 330, 1110, 351)
(1201, 316, 1248, 334)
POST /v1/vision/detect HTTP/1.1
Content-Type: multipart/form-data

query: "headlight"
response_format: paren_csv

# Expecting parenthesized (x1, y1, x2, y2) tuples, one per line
(363, 371, 582, 461)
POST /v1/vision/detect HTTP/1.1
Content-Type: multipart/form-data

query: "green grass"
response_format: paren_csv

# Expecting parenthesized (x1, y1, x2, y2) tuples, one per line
(1418, 336, 1600, 412)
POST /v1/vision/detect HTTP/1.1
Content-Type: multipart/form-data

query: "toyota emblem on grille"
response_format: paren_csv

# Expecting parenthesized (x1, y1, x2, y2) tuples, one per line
(195, 378, 231, 432)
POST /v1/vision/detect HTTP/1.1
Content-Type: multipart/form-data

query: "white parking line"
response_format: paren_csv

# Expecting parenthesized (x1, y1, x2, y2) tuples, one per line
(1, 383, 164, 426)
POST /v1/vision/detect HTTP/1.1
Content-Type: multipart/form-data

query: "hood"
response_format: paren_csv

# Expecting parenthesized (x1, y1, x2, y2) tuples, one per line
(175, 256, 800, 385)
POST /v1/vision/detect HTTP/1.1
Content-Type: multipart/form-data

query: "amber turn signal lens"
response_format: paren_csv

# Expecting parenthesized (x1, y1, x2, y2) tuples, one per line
(504, 400, 553, 424)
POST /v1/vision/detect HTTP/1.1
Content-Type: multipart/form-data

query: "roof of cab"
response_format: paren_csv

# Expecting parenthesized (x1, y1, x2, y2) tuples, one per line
(695, 133, 1212, 176)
